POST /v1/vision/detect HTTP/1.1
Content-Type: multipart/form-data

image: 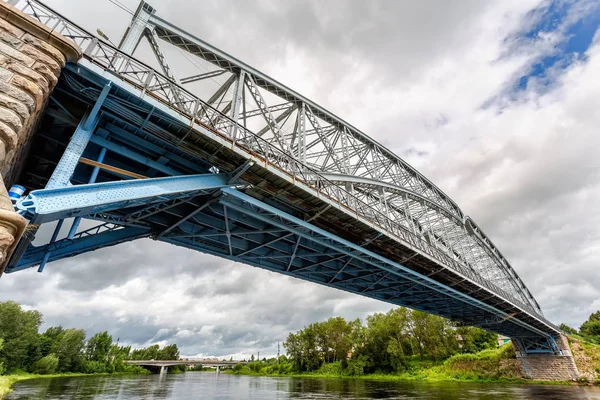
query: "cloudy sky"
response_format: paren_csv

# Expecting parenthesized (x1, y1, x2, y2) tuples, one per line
(2, 0, 600, 359)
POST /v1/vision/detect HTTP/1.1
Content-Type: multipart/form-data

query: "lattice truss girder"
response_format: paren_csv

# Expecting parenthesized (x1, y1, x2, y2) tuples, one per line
(10, 0, 541, 316)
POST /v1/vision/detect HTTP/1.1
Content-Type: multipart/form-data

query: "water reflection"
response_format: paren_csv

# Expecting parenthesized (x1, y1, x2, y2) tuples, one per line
(5, 373, 600, 400)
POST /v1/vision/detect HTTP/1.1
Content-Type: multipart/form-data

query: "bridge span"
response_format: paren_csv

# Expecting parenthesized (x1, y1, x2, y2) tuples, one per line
(126, 359, 244, 374)
(0, 0, 577, 380)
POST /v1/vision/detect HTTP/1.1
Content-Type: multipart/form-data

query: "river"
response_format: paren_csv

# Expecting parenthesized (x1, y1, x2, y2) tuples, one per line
(5, 373, 600, 399)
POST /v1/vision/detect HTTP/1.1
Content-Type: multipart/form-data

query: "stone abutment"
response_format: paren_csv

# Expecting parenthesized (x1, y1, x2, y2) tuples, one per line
(0, 1, 80, 274)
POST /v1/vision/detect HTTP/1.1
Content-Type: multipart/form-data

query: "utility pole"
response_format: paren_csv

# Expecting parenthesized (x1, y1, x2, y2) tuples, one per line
(257, 351, 260, 361)
(277, 342, 280, 364)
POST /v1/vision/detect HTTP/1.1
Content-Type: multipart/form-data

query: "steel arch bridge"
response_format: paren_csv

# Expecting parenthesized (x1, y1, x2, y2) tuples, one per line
(5, 0, 561, 354)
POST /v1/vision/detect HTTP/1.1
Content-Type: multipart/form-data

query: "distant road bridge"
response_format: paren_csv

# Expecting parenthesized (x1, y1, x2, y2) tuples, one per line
(0, 0, 570, 367)
(126, 359, 244, 374)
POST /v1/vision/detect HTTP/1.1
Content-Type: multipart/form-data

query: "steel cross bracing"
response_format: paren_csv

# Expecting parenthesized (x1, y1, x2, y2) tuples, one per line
(8, 0, 553, 336)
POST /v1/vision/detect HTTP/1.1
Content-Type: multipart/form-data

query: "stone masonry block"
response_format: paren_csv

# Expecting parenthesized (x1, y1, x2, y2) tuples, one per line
(0, 92, 29, 122)
(0, 120, 17, 152)
(0, 19, 24, 39)
(0, 31, 21, 48)
(0, 65, 12, 81)
(0, 41, 34, 66)
(5, 61, 51, 93)
(0, 106, 22, 133)
(10, 74, 44, 107)
(20, 44, 61, 73)
(0, 79, 35, 112)
(31, 62, 58, 87)
(22, 34, 65, 67)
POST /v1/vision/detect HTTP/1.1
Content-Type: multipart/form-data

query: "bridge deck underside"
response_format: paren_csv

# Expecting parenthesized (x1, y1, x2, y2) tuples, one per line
(9, 64, 557, 341)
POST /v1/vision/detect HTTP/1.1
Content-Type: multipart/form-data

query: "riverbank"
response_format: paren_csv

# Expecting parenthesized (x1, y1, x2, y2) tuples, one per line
(232, 340, 600, 386)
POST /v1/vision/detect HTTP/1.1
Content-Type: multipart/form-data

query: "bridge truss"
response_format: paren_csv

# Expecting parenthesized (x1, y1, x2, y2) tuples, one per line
(4, 0, 561, 353)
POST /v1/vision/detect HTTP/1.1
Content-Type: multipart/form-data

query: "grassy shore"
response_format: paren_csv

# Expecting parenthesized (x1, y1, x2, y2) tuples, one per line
(231, 344, 597, 386)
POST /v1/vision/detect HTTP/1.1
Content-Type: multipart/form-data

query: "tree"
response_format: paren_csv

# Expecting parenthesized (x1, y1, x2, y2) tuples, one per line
(86, 331, 113, 363)
(34, 353, 59, 375)
(408, 311, 457, 361)
(559, 323, 577, 335)
(322, 317, 353, 363)
(40, 326, 65, 358)
(158, 344, 179, 360)
(580, 311, 600, 342)
(456, 326, 498, 353)
(0, 301, 43, 372)
(55, 329, 86, 372)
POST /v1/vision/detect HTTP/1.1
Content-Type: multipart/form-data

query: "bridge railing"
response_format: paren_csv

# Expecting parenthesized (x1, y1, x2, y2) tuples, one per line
(12, 0, 543, 320)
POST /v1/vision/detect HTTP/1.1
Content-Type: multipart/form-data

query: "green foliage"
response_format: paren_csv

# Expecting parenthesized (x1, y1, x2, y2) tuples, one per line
(55, 329, 86, 372)
(0, 302, 172, 377)
(579, 311, 600, 344)
(559, 323, 577, 335)
(280, 307, 507, 378)
(344, 357, 366, 376)
(284, 317, 356, 372)
(128, 343, 180, 361)
(85, 331, 113, 363)
(232, 364, 244, 373)
(33, 354, 59, 375)
(0, 301, 43, 373)
(456, 326, 498, 354)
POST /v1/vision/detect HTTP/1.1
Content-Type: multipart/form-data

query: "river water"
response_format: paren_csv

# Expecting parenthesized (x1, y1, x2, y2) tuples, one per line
(5, 373, 600, 399)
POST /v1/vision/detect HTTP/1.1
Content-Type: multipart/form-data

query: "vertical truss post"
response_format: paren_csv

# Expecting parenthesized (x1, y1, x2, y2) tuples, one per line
(116, 1, 155, 69)
(46, 82, 111, 189)
(297, 103, 306, 165)
(340, 127, 351, 175)
(229, 71, 246, 140)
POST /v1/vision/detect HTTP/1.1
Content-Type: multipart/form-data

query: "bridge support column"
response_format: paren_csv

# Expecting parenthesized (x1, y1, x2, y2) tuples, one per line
(513, 334, 579, 381)
(216, 365, 220, 374)
(0, 2, 80, 275)
(159, 366, 168, 375)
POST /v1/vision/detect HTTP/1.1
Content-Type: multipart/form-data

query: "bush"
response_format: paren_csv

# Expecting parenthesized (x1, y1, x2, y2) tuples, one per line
(233, 364, 243, 373)
(344, 358, 365, 377)
(317, 361, 342, 376)
(82, 360, 107, 374)
(34, 354, 59, 375)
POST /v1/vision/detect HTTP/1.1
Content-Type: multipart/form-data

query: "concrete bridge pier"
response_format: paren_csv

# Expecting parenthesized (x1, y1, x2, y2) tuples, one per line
(513, 334, 580, 381)
(159, 366, 168, 375)
(0, 2, 81, 275)
(216, 365, 220, 374)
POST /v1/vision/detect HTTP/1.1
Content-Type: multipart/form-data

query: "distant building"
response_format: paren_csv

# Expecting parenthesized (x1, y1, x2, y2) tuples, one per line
(497, 335, 511, 347)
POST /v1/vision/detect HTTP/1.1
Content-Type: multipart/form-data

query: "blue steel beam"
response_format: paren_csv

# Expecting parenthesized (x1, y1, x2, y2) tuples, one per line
(217, 188, 557, 340)
(16, 174, 234, 224)
(8, 83, 113, 271)
(147, 198, 504, 326)
(46, 82, 112, 189)
(88, 135, 183, 176)
(8, 227, 150, 273)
